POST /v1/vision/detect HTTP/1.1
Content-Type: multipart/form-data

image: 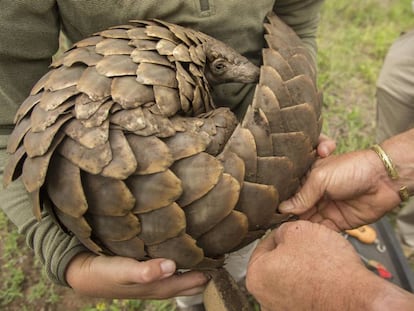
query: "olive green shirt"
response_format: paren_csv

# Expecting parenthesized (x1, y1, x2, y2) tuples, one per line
(0, 0, 323, 286)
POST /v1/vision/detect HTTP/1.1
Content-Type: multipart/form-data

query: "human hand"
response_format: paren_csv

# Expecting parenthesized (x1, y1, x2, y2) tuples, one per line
(246, 221, 414, 311)
(66, 252, 209, 299)
(278, 149, 401, 231)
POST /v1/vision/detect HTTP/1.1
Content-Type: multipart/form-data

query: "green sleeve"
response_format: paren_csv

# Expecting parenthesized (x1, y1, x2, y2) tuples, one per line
(0, 1, 59, 125)
(275, 0, 324, 65)
(0, 1, 87, 286)
(0, 142, 87, 286)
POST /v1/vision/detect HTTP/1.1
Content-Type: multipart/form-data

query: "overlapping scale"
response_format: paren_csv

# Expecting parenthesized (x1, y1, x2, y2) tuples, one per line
(4, 13, 322, 270)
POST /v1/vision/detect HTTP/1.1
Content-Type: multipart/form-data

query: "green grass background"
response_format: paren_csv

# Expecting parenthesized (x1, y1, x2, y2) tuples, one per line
(1, 0, 413, 310)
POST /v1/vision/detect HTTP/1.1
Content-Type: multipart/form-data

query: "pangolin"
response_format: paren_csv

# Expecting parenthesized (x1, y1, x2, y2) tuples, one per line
(3, 13, 322, 269)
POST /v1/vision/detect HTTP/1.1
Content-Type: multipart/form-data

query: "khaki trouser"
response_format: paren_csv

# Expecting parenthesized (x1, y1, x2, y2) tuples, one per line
(376, 29, 414, 247)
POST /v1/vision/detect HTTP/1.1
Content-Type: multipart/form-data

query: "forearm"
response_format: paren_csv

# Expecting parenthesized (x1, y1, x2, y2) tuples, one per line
(22, 210, 88, 286)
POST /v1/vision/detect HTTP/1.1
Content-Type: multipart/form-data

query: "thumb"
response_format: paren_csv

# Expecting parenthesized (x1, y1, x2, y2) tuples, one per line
(91, 256, 177, 284)
(250, 230, 279, 259)
(278, 174, 325, 215)
(249, 222, 296, 265)
(121, 258, 177, 283)
(317, 133, 336, 158)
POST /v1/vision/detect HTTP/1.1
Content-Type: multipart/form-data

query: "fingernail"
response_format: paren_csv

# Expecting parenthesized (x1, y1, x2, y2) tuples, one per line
(160, 260, 176, 274)
(279, 201, 293, 212)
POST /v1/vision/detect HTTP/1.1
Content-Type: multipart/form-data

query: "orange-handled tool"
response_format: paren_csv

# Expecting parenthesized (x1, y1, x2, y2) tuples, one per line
(345, 225, 386, 252)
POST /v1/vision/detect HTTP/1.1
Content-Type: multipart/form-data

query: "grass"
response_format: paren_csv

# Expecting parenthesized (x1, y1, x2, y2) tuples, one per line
(0, 212, 25, 306)
(1, 0, 413, 310)
(318, 0, 413, 152)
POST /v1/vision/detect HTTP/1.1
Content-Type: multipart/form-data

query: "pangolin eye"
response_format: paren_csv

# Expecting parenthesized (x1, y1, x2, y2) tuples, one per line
(215, 62, 225, 70)
(212, 59, 227, 73)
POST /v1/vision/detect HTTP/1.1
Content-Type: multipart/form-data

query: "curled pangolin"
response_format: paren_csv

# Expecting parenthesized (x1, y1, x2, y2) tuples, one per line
(4, 13, 322, 269)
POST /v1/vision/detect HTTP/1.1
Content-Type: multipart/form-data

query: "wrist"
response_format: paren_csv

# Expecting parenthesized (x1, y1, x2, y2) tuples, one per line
(363, 148, 401, 211)
(314, 263, 379, 310)
(336, 266, 386, 310)
(380, 129, 414, 200)
(370, 144, 410, 202)
(371, 276, 414, 310)
(338, 266, 414, 311)
(65, 252, 96, 288)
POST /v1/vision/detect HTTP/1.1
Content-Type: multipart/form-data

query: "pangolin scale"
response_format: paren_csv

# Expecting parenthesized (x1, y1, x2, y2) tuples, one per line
(4, 13, 322, 269)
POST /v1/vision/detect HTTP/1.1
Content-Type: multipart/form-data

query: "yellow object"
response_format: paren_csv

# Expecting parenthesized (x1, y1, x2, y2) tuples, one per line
(346, 225, 377, 244)
(370, 144, 410, 202)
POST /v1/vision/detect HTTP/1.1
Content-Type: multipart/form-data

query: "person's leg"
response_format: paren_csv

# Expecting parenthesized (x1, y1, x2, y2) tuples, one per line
(376, 29, 414, 248)
(376, 88, 414, 143)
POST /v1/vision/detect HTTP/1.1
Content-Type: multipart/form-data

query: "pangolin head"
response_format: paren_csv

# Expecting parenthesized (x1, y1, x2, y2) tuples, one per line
(201, 36, 260, 86)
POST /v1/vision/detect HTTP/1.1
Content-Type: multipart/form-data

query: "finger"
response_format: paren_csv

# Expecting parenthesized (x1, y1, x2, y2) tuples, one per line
(298, 203, 340, 231)
(278, 173, 326, 215)
(249, 230, 279, 263)
(317, 134, 336, 157)
(130, 258, 177, 283)
(273, 220, 314, 241)
(105, 269, 208, 299)
(94, 257, 177, 284)
(306, 210, 342, 232)
(250, 220, 307, 264)
(173, 285, 207, 297)
(141, 271, 209, 298)
(319, 218, 342, 231)
(318, 203, 354, 231)
(298, 205, 318, 220)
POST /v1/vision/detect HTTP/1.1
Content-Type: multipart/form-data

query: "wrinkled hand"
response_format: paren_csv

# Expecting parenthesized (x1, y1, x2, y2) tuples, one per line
(279, 149, 401, 231)
(246, 221, 413, 311)
(66, 252, 208, 299)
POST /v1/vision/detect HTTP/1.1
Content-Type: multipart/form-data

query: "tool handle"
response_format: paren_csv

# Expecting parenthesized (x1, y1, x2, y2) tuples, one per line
(345, 225, 377, 244)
